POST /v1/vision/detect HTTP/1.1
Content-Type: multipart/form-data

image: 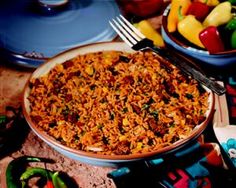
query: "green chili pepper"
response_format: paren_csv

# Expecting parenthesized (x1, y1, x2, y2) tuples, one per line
(6, 156, 42, 188)
(20, 167, 68, 188)
(228, 0, 236, 5)
(20, 167, 52, 180)
(20, 167, 54, 188)
(225, 17, 236, 31)
(231, 30, 236, 49)
(52, 171, 68, 188)
(6, 156, 68, 188)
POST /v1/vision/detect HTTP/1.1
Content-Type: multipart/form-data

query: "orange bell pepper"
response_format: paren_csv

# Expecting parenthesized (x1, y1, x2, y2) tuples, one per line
(167, 0, 191, 33)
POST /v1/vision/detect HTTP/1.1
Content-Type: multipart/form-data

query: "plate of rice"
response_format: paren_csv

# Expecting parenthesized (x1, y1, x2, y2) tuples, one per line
(22, 42, 215, 166)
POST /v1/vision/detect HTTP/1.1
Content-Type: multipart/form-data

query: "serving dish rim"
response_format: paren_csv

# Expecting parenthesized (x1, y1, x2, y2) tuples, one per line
(22, 41, 215, 161)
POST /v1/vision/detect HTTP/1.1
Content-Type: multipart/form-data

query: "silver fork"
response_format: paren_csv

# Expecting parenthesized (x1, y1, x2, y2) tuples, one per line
(109, 15, 226, 96)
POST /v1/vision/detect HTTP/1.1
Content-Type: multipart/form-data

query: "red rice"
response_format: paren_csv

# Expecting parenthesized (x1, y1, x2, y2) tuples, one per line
(28, 51, 209, 155)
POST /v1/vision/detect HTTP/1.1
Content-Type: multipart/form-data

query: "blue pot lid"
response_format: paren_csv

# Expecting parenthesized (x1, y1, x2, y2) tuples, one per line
(0, 0, 120, 68)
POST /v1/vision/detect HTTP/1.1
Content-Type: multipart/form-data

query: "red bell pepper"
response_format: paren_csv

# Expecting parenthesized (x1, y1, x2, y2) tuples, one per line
(199, 26, 225, 53)
(187, 1, 210, 21)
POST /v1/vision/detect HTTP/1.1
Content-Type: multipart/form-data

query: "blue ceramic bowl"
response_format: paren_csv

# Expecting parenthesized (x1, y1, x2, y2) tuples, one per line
(0, 0, 120, 68)
(161, 5, 236, 67)
(22, 42, 215, 167)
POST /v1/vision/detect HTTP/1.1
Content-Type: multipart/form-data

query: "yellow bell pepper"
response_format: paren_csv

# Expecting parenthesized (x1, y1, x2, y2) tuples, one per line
(203, 2, 233, 27)
(167, 0, 191, 33)
(135, 20, 164, 47)
(177, 7, 205, 48)
(197, 0, 220, 6)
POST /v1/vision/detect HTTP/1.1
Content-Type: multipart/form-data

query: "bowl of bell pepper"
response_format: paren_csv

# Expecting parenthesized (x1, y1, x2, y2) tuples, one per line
(161, 0, 236, 67)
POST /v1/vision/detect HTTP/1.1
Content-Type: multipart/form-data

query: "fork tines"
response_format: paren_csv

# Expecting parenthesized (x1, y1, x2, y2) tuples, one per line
(109, 15, 145, 47)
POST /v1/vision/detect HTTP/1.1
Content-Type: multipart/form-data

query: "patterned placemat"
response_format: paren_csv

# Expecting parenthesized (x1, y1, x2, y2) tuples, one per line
(225, 76, 236, 124)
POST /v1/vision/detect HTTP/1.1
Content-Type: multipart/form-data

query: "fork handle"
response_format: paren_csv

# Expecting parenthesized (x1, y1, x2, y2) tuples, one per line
(147, 46, 226, 96)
